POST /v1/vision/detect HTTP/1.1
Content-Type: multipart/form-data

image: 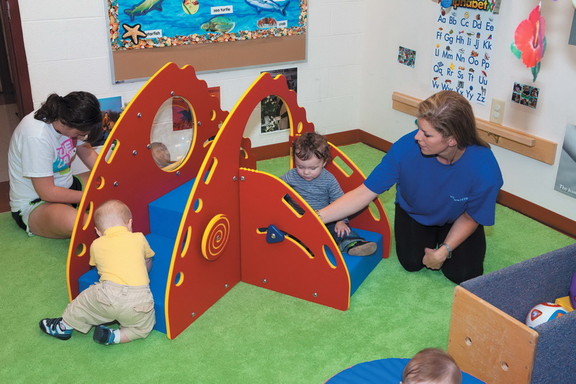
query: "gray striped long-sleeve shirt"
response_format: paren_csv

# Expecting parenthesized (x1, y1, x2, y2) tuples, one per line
(280, 168, 344, 211)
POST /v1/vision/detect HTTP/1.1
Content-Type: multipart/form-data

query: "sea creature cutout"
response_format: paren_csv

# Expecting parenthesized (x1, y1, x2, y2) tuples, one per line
(182, 0, 200, 15)
(245, 0, 290, 16)
(257, 17, 277, 28)
(122, 23, 147, 45)
(124, 0, 165, 22)
(200, 16, 236, 33)
(510, 3, 546, 82)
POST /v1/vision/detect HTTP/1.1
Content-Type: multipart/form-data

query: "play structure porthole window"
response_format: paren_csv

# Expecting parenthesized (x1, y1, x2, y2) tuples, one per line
(150, 96, 195, 172)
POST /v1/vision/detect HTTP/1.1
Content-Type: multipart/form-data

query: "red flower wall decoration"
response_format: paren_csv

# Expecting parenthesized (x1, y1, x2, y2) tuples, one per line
(511, 4, 547, 82)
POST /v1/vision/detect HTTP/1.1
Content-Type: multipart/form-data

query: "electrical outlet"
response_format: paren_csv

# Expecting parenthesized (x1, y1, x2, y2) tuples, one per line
(490, 98, 505, 125)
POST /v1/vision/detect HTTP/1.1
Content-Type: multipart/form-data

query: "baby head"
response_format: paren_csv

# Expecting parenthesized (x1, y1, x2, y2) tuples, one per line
(402, 348, 462, 384)
(94, 200, 133, 237)
(292, 132, 331, 182)
(150, 142, 172, 168)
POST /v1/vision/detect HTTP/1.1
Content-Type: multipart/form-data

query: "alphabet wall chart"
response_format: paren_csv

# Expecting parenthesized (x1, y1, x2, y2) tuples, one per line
(431, 1, 501, 105)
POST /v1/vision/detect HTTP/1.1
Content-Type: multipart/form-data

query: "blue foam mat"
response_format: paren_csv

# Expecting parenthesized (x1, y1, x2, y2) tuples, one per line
(326, 358, 485, 383)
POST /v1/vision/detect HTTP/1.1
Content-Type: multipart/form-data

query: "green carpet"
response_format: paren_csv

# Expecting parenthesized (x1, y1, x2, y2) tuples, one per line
(1, 143, 574, 383)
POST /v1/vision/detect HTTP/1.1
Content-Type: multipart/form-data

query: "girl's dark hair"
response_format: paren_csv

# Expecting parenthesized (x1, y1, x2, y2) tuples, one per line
(34, 91, 103, 144)
(292, 132, 331, 162)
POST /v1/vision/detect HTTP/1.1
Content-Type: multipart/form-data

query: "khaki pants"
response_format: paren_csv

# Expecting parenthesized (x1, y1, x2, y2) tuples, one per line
(63, 280, 155, 341)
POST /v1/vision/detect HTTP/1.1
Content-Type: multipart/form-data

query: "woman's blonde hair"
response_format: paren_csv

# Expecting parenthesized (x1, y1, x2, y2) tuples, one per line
(418, 90, 489, 149)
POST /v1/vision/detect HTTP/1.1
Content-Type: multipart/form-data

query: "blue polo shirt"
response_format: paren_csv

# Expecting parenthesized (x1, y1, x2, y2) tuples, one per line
(364, 130, 503, 226)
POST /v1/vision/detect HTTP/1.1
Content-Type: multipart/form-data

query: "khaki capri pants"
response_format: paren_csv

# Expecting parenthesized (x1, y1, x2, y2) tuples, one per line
(63, 280, 155, 341)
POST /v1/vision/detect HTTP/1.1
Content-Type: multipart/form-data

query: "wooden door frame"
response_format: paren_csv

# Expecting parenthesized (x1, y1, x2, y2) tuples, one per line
(1, 0, 33, 119)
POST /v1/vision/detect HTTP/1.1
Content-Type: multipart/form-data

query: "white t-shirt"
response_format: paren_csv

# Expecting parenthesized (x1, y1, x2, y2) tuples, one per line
(8, 112, 79, 213)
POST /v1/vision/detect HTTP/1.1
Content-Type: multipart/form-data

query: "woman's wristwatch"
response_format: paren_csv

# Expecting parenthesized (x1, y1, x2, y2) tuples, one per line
(439, 242, 453, 259)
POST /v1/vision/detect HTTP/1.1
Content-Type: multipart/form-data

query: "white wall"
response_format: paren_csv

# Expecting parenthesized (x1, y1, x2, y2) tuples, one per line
(360, 0, 576, 222)
(18, 0, 364, 145)
(17, 0, 576, 221)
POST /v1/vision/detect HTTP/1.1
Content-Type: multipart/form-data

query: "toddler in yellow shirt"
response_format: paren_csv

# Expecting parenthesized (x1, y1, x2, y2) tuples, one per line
(39, 199, 155, 345)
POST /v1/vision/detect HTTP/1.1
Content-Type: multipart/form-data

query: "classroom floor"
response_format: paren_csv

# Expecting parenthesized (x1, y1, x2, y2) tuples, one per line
(1, 143, 574, 383)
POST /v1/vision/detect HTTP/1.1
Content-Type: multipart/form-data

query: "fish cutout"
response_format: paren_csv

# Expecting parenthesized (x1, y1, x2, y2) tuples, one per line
(245, 0, 290, 16)
(124, 0, 165, 22)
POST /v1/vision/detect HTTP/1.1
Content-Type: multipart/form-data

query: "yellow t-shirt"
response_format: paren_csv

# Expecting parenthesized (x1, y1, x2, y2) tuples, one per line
(90, 226, 155, 286)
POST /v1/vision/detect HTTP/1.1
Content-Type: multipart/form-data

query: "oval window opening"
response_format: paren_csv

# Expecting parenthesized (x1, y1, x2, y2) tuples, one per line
(149, 96, 195, 172)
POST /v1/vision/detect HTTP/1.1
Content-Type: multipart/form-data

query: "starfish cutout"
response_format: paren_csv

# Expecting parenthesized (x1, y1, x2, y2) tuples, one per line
(122, 23, 147, 45)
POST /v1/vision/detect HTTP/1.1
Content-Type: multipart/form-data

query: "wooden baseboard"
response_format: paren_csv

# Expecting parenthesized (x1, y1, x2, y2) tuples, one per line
(2, 132, 574, 238)
(496, 190, 575, 238)
(254, 130, 575, 239)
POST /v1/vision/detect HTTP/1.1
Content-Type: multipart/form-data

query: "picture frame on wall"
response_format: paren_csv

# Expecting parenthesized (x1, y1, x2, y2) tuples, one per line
(260, 67, 297, 134)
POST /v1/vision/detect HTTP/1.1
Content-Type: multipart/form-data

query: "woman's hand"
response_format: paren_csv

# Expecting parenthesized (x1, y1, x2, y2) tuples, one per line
(423, 246, 449, 270)
(425, 211, 479, 269)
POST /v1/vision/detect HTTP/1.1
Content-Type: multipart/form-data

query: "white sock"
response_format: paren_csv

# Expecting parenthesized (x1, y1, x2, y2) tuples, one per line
(61, 320, 74, 331)
(112, 330, 121, 344)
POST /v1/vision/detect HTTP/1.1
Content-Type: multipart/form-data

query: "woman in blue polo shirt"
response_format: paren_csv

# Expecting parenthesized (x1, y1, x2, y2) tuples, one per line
(317, 90, 503, 284)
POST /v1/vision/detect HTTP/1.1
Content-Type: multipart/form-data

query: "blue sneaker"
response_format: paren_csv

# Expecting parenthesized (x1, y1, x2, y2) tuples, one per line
(93, 325, 115, 345)
(39, 317, 72, 340)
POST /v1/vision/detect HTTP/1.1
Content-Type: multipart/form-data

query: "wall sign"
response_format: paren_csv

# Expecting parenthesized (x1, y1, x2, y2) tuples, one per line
(555, 123, 576, 199)
(431, 1, 501, 104)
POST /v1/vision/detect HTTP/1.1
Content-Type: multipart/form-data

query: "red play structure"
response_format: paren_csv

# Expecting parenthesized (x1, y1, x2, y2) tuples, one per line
(67, 63, 391, 339)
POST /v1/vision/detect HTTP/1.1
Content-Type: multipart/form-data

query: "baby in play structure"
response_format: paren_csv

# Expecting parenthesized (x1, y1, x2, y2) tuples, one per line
(39, 199, 155, 345)
(150, 141, 184, 171)
(150, 142, 172, 168)
(281, 132, 377, 256)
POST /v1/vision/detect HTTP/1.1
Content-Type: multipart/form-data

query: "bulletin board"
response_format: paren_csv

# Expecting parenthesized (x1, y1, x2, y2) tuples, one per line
(108, 0, 307, 82)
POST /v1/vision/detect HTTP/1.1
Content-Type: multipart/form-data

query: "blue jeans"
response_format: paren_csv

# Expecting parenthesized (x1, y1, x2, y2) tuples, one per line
(326, 222, 365, 254)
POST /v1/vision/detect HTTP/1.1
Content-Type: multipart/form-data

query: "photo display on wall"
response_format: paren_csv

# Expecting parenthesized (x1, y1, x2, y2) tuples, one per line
(431, 1, 501, 104)
(260, 67, 297, 134)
